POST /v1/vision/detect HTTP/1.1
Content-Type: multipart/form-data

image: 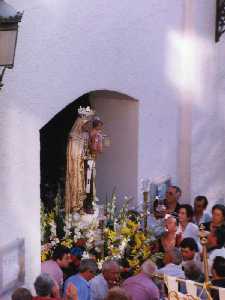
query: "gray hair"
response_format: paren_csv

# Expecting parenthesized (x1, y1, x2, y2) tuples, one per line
(34, 273, 55, 297)
(169, 248, 182, 265)
(79, 259, 98, 274)
(102, 260, 120, 272)
(183, 262, 202, 281)
(105, 287, 131, 300)
(12, 288, 32, 300)
(141, 260, 157, 276)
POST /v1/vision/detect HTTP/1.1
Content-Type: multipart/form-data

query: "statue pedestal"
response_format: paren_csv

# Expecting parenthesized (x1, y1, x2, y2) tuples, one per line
(69, 201, 106, 255)
(72, 205, 100, 227)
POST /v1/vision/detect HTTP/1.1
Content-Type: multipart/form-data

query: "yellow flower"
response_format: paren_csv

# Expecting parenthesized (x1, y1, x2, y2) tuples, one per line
(121, 226, 131, 236)
(137, 231, 145, 241)
(41, 250, 49, 262)
(106, 229, 117, 242)
(142, 245, 151, 259)
(131, 248, 138, 256)
(128, 258, 139, 269)
(127, 220, 139, 233)
(134, 232, 146, 250)
(111, 247, 120, 256)
(61, 239, 73, 248)
(134, 236, 142, 250)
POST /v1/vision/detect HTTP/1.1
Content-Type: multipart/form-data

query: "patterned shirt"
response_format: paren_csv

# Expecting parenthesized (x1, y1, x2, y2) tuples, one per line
(64, 274, 90, 300)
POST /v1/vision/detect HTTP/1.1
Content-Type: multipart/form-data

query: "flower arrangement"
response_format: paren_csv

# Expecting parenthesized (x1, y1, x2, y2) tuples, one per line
(104, 206, 163, 273)
(41, 190, 163, 272)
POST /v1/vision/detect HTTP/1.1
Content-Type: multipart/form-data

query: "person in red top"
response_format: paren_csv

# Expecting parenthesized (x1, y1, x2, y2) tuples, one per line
(33, 273, 77, 300)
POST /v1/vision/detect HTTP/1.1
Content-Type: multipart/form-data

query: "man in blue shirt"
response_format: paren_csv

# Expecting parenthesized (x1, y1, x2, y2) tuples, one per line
(64, 259, 98, 300)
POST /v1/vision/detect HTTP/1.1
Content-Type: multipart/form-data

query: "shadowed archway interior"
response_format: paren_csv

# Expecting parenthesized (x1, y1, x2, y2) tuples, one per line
(40, 93, 90, 211)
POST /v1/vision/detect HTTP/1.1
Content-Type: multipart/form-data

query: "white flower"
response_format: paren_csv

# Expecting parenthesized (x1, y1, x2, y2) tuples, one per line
(82, 251, 90, 259)
(72, 212, 81, 223)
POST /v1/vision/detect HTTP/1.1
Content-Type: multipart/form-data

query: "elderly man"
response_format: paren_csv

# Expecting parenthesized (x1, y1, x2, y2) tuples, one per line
(122, 260, 159, 300)
(33, 273, 77, 300)
(64, 259, 98, 300)
(158, 247, 184, 278)
(90, 260, 120, 300)
(12, 288, 32, 300)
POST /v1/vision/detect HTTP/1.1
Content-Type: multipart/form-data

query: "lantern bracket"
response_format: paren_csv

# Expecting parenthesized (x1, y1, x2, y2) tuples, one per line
(0, 66, 7, 89)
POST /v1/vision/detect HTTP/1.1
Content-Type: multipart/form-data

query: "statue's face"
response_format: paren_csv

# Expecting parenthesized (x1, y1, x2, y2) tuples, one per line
(82, 121, 91, 132)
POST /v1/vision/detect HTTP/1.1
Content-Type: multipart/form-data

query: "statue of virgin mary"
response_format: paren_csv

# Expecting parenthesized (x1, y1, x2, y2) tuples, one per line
(64, 110, 91, 215)
(65, 107, 106, 216)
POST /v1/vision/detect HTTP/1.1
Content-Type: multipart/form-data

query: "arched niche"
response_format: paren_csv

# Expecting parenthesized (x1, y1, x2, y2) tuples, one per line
(40, 90, 139, 211)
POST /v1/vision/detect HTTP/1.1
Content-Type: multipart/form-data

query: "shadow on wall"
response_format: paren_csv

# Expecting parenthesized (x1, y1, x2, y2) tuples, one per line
(40, 90, 139, 211)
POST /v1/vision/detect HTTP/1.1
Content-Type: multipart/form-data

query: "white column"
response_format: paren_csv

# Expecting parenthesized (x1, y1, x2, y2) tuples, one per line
(177, 0, 194, 203)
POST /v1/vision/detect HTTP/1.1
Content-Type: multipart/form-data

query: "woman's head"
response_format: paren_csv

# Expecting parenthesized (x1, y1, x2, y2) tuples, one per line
(208, 225, 225, 249)
(212, 204, 225, 225)
(178, 204, 194, 223)
(165, 216, 177, 233)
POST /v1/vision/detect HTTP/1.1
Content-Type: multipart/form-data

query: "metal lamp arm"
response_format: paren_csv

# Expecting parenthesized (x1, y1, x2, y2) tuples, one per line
(0, 66, 7, 89)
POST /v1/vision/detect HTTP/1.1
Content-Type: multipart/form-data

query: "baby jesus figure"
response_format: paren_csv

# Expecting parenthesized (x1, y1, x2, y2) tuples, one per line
(83, 118, 104, 213)
(89, 118, 104, 157)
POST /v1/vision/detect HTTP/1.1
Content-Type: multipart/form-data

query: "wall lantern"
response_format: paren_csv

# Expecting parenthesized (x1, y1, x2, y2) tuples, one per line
(215, 0, 225, 42)
(0, 0, 23, 89)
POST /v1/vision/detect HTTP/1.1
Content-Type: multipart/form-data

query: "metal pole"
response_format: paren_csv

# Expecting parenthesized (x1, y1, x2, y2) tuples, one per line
(143, 191, 148, 234)
(199, 224, 210, 285)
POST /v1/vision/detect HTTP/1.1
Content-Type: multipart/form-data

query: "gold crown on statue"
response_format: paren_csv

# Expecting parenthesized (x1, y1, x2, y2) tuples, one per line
(78, 106, 95, 118)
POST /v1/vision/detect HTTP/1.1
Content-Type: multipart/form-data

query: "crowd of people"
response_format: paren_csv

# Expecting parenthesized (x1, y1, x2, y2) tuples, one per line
(11, 186, 225, 300)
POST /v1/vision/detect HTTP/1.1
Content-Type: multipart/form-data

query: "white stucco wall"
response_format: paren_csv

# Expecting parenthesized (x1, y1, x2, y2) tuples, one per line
(2, 0, 224, 296)
(179, 1, 225, 208)
(0, 0, 183, 293)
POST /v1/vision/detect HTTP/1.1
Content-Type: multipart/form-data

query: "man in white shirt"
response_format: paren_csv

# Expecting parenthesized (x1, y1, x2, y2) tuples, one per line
(90, 260, 120, 300)
(193, 195, 211, 225)
(158, 247, 184, 278)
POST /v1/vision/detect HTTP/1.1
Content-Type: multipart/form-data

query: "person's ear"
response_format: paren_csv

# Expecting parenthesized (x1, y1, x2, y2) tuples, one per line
(52, 284, 60, 298)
